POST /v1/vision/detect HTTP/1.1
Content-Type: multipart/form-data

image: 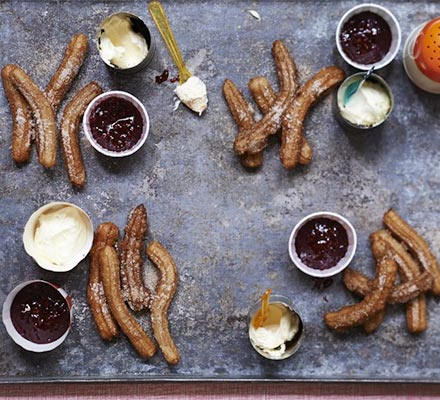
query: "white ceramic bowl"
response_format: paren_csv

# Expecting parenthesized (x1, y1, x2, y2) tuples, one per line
(2, 280, 73, 352)
(336, 4, 401, 70)
(83, 90, 150, 157)
(288, 211, 357, 278)
(23, 202, 94, 272)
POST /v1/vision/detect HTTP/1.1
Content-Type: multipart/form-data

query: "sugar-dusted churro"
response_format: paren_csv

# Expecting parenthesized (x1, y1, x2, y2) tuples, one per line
(120, 204, 151, 311)
(45, 33, 88, 112)
(100, 245, 156, 358)
(147, 241, 180, 365)
(60, 81, 102, 187)
(1, 64, 33, 163)
(87, 222, 120, 341)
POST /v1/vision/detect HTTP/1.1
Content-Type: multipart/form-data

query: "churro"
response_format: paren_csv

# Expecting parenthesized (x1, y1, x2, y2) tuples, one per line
(147, 241, 180, 365)
(280, 66, 345, 169)
(1, 65, 32, 163)
(45, 33, 88, 112)
(234, 40, 298, 155)
(100, 245, 156, 358)
(248, 76, 312, 165)
(223, 79, 263, 168)
(383, 209, 440, 295)
(60, 82, 102, 187)
(120, 204, 151, 311)
(8, 64, 57, 168)
(87, 222, 120, 341)
(324, 257, 397, 332)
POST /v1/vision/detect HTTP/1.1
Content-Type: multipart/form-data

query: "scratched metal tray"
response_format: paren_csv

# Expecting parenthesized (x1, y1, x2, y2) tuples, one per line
(0, 0, 439, 383)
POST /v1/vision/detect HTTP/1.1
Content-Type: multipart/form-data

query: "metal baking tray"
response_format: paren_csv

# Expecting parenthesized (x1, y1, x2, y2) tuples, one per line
(0, 0, 439, 383)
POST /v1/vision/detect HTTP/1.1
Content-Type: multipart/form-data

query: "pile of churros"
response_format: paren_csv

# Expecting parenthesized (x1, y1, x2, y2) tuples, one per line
(223, 39, 345, 170)
(1, 34, 102, 187)
(325, 209, 440, 334)
(87, 204, 180, 364)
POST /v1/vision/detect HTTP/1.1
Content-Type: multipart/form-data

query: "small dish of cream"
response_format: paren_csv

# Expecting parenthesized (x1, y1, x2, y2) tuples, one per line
(248, 293, 304, 360)
(23, 202, 93, 272)
(337, 72, 393, 130)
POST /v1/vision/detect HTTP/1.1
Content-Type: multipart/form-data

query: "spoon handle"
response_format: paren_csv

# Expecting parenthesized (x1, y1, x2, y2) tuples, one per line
(148, 1, 192, 84)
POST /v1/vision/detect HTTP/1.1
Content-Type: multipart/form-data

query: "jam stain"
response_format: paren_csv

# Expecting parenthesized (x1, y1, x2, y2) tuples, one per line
(89, 96, 143, 152)
(340, 11, 392, 65)
(295, 217, 349, 270)
(10, 282, 70, 344)
(155, 69, 169, 84)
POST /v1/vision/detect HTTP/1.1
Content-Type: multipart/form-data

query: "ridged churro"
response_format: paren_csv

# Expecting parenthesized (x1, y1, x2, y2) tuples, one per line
(147, 241, 180, 365)
(1, 65, 33, 163)
(280, 66, 345, 170)
(45, 33, 88, 112)
(60, 81, 102, 187)
(8, 64, 57, 168)
(324, 257, 397, 332)
(87, 222, 120, 341)
(100, 245, 156, 358)
(234, 40, 298, 156)
(120, 204, 151, 311)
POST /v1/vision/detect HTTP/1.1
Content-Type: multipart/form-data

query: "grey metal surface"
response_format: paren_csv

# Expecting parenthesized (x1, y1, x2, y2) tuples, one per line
(0, 0, 439, 382)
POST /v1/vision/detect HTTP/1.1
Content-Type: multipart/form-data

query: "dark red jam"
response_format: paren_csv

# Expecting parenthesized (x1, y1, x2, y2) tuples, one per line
(155, 69, 169, 84)
(340, 11, 392, 65)
(295, 217, 349, 270)
(89, 96, 143, 152)
(10, 282, 70, 344)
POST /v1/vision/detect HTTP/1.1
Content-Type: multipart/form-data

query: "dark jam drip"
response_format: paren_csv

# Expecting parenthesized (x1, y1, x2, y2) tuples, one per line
(89, 96, 143, 152)
(340, 11, 392, 65)
(295, 217, 349, 270)
(10, 282, 70, 344)
(155, 69, 169, 84)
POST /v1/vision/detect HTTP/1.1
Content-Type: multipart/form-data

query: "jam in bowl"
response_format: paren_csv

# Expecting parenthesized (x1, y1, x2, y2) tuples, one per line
(83, 90, 150, 157)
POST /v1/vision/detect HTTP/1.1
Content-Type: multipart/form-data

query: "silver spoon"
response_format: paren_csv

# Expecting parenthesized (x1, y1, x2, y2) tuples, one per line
(343, 66, 375, 106)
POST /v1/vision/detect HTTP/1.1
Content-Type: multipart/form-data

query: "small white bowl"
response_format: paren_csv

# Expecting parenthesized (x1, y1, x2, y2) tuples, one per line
(336, 4, 401, 70)
(83, 90, 150, 157)
(23, 202, 94, 272)
(2, 280, 73, 352)
(288, 211, 357, 278)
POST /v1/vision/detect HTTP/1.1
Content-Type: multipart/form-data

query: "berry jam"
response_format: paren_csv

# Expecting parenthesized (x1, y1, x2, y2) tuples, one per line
(10, 282, 70, 344)
(295, 217, 348, 270)
(340, 11, 392, 65)
(89, 96, 143, 152)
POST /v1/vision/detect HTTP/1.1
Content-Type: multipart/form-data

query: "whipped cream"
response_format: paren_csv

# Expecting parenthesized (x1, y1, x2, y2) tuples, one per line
(249, 303, 299, 358)
(174, 76, 208, 115)
(32, 205, 89, 268)
(340, 80, 391, 127)
(99, 14, 148, 69)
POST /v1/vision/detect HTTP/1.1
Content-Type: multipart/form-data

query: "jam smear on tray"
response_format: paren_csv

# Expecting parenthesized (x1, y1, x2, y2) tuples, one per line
(340, 11, 392, 65)
(10, 282, 70, 344)
(89, 96, 143, 152)
(295, 217, 348, 270)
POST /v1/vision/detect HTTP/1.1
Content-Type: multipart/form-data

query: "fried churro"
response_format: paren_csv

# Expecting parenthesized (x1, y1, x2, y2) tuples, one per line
(120, 204, 151, 311)
(324, 257, 397, 332)
(87, 222, 120, 341)
(1, 65, 32, 163)
(147, 241, 180, 365)
(8, 64, 57, 168)
(280, 66, 345, 169)
(383, 209, 440, 295)
(60, 82, 102, 187)
(234, 40, 298, 156)
(100, 245, 156, 358)
(45, 33, 88, 112)
(223, 79, 263, 168)
(248, 76, 312, 165)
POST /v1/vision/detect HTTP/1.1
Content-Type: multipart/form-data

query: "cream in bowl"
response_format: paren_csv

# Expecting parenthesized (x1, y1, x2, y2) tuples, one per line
(83, 91, 150, 157)
(23, 202, 93, 272)
(337, 73, 393, 130)
(289, 211, 357, 278)
(2, 280, 73, 352)
(97, 12, 155, 73)
(248, 291, 304, 360)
